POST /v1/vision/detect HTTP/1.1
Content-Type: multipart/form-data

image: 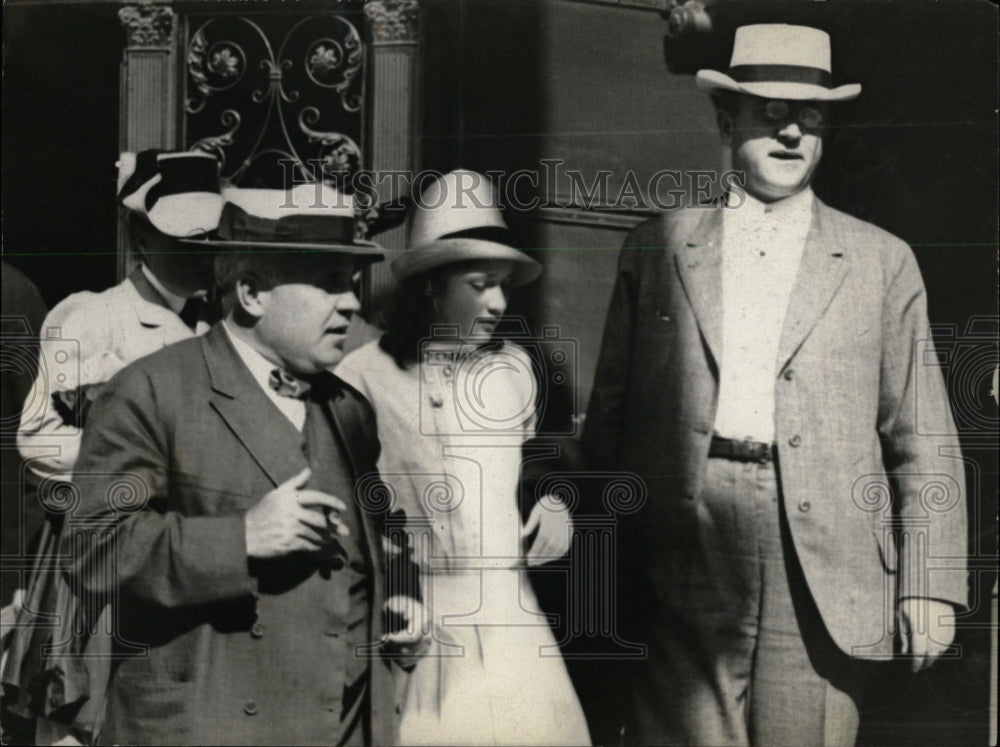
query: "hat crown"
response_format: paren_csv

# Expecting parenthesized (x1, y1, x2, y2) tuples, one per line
(729, 24, 832, 72)
(220, 182, 356, 221)
(409, 169, 508, 248)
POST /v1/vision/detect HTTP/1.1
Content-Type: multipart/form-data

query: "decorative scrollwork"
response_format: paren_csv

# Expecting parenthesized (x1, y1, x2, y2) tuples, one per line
(119, 4, 174, 48)
(364, 0, 420, 43)
(190, 109, 242, 171)
(851, 474, 894, 514)
(304, 23, 363, 111)
(185, 13, 365, 187)
(299, 107, 362, 178)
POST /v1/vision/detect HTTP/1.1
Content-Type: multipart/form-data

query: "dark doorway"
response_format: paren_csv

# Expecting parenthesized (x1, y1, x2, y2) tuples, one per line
(3, 2, 123, 307)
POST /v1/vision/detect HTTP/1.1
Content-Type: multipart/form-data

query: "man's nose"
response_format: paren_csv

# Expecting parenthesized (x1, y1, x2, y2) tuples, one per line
(777, 121, 803, 142)
(334, 291, 361, 316)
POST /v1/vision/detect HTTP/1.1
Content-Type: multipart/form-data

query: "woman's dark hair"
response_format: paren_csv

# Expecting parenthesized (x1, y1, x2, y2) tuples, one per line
(378, 269, 445, 368)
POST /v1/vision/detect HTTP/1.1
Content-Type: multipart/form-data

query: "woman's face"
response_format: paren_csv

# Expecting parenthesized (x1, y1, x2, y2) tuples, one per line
(432, 260, 516, 343)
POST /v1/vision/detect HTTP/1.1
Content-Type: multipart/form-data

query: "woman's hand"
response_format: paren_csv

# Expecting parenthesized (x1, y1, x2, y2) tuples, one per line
(521, 495, 574, 566)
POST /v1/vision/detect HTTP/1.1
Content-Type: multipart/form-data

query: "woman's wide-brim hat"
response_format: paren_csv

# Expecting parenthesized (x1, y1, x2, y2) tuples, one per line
(180, 182, 384, 259)
(391, 170, 541, 287)
(695, 24, 861, 102)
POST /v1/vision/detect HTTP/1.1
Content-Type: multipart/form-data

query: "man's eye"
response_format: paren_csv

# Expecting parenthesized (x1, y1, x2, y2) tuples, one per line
(470, 282, 486, 292)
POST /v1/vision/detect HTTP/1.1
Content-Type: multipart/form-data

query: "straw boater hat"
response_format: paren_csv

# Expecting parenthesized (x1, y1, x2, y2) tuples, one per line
(117, 150, 226, 238)
(181, 182, 384, 259)
(695, 24, 861, 102)
(391, 170, 541, 287)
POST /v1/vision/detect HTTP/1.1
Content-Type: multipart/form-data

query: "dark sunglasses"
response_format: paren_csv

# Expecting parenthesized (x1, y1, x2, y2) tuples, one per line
(763, 100, 825, 129)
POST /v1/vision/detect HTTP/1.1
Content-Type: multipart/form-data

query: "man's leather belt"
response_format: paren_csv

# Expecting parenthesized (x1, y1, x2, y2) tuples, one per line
(709, 435, 775, 463)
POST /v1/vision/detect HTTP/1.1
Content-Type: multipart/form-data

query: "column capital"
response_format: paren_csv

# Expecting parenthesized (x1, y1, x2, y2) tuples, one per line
(119, 4, 174, 48)
(364, 0, 420, 44)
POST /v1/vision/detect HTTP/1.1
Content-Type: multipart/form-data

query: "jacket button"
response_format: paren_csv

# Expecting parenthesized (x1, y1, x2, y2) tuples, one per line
(798, 500, 811, 513)
(789, 434, 802, 447)
(250, 623, 264, 639)
(783, 369, 795, 381)
(244, 700, 258, 716)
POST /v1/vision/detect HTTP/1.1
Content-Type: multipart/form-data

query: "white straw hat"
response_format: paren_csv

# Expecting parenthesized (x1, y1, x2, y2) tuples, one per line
(391, 170, 541, 287)
(696, 24, 861, 102)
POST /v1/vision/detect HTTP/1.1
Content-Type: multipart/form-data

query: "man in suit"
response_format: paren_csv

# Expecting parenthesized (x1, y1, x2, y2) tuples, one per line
(63, 183, 422, 745)
(583, 24, 967, 746)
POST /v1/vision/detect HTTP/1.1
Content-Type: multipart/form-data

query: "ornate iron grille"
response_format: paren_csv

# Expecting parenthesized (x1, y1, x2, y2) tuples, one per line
(182, 10, 367, 190)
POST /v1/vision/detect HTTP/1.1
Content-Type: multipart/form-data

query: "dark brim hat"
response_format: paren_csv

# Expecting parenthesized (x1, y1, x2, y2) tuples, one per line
(180, 183, 384, 260)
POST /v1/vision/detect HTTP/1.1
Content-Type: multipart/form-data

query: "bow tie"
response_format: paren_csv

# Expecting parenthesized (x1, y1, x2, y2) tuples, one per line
(269, 369, 339, 400)
(269, 368, 312, 399)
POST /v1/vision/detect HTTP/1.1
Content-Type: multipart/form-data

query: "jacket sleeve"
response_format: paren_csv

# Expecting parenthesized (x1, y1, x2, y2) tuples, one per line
(580, 230, 645, 470)
(17, 292, 127, 479)
(65, 365, 255, 609)
(877, 246, 968, 610)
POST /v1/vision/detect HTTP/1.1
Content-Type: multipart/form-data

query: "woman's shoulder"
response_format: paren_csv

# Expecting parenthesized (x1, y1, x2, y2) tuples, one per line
(336, 337, 405, 395)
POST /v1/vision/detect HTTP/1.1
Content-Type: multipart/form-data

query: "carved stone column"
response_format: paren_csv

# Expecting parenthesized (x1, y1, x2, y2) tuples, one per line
(364, 0, 420, 312)
(117, 3, 178, 279)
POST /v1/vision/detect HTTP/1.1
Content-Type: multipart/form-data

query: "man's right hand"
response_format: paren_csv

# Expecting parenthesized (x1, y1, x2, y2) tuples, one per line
(245, 467, 350, 559)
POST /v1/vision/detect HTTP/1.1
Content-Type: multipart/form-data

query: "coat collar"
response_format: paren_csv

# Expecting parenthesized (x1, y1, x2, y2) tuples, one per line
(201, 324, 370, 489)
(674, 196, 849, 373)
(125, 264, 184, 328)
(776, 198, 849, 369)
(202, 324, 306, 486)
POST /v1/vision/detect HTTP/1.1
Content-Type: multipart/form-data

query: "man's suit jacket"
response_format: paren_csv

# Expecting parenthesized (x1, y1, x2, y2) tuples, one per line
(583, 197, 967, 656)
(66, 324, 409, 745)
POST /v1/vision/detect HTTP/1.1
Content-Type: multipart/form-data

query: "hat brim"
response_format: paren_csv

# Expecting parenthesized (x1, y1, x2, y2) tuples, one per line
(179, 236, 385, 259)
(391, 238, 542, 287)
(696, 69, 861, 102)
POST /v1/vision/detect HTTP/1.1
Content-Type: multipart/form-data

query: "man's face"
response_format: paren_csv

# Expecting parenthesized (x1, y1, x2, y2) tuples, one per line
(722, 96, 827, 202)
(252, 254, 362, 374)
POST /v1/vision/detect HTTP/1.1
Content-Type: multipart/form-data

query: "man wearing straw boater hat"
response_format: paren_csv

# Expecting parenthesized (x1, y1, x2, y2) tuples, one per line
(59, 182, 424, 745)
(6, 149, 225, 745)
(583, 24, 966, 745)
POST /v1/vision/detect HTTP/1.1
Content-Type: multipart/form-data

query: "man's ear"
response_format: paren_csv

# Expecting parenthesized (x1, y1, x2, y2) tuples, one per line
(234, 275, 266, 319)
(717, 108, 734, 147)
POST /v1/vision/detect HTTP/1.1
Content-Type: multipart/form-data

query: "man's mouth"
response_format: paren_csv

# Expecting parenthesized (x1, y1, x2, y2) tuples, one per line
(770, 151, 804, 160)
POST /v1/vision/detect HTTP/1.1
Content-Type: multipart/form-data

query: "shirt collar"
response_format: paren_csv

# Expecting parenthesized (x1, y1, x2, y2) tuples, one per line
(141, 264, 188, 315)
(222, 321, 284, 396)
(726, 187, 814, 225)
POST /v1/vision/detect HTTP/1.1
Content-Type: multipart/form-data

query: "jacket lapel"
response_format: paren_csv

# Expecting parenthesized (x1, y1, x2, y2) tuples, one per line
(202, 325, 304, 487)
(323, 385, 382, 573)
(776, 200, 850, 371)
(674, 208, 724, 370)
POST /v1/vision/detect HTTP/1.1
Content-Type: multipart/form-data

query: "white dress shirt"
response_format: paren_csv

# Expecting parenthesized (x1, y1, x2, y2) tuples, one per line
(222, 322, 306, 431)
(714, 188, 814, 442)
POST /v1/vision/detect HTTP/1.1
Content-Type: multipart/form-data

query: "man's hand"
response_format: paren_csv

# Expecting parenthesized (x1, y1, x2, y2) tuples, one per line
(245, 467, 349, 559)
(521, 495, 573, 567)
(898, 597, 956, 672)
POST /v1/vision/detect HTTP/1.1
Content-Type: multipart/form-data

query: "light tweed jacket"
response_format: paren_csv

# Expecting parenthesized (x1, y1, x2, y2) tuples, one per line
(583, 197, 967, 656)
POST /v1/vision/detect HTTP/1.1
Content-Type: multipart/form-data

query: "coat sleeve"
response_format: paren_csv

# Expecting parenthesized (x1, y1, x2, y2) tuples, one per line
(65, 365, 256, 609)
(580, 228, 645, 470)
(17, 291, 128, 479)
(877, 245, 968, 610)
